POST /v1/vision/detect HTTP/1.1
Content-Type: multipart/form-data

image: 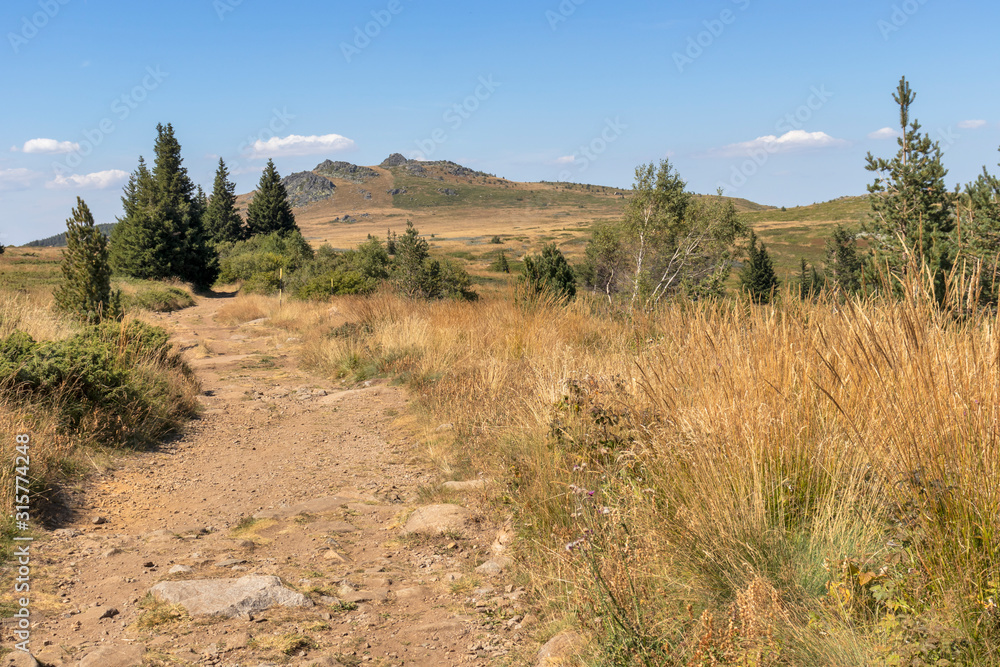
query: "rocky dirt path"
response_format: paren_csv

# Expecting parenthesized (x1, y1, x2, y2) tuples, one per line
(9, 293, 536, 667)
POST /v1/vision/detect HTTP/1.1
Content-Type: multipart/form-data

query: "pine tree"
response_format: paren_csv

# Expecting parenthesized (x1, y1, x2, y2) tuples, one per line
(740, 230, 779, 304)
(522, 244, 576, 300)
(110, 125, 218, 288)
(864, 77, 954, 300)
(246, 159, 297, 237)
(110, 157, 172, 280)
(796, 258, 823, 299)
(824, 224, 864, 294)
(53, 197, 122, 323)
(204, 158, 246, 244)
(490, 250, 510, 273)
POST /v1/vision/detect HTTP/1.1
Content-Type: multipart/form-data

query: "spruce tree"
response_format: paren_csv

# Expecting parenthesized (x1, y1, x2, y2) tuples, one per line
(490, 250, 510, 273)
(246, 159, 297, 237)
(824, 224, 864, 295)
(110, 124, 218, 288)
(110, 157, 172, 280)
(522, 244, 576, 300)
(54, 197, 122, 323)
(204, 158, 246, 244)
(740, 230, 779, 303)
(864, 77, 954, 300)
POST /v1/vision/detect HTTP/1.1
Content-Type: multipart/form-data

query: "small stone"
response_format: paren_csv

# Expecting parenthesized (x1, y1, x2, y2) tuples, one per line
(322, 550, 349, 563)
(143, 561, 156, 568)
(169, 565, 194, 575)
(443, 480, 487, 492)
(4, 651, 40, 667)
(92, 516, 108, 525)
(476, 560, 504, 577)
(536, 630, 584, 665)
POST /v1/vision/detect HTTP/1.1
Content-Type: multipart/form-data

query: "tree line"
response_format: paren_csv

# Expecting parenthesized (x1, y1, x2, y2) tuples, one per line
(48, 76, 1000, 322)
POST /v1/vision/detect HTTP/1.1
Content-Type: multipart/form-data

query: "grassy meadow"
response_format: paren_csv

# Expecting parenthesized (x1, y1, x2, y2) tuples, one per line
(13, 189, 990, 665)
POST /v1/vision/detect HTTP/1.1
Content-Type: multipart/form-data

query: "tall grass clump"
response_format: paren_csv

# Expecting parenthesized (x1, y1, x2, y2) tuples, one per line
(238, 278, 1000, 664)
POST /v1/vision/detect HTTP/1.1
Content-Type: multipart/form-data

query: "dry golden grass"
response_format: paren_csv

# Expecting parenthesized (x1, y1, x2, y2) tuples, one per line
(0, 291, 79, 341)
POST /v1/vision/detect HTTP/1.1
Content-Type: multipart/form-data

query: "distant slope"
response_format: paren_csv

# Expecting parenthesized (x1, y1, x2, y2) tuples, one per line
(746, 196, 870, 224)
(749, 196, 871, 280)
(25, 223, 117, 248)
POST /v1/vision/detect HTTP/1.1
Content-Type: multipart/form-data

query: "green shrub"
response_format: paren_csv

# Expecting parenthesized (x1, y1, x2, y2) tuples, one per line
(286, 240, 389, 300)
(0, 319, 196, 445)
(122, 285, 195, 312)
(521, 243, 576, 300)
(216, 230, 314, 291)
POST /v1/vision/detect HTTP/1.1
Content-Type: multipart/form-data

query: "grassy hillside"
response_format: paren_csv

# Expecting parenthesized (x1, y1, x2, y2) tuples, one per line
(750, 196, 871, 280)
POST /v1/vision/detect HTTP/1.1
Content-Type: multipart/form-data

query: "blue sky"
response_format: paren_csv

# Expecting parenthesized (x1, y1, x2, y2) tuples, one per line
(2, 0, 999, 245)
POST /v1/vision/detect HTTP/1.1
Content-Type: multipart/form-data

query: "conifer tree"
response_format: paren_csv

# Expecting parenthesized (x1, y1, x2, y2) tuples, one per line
(54, 197, 122, 323)
(522, 244, 576, 300)
(204, 158, 246, 244)
(490, 250, 510, 273)
(110, 157, 171, 280)
(796, 258, 823, 299)
(864, 76, 954, 300)
(824, 224, 864, 294)
(740, 230, 779, 304)
(109, 124, 218, 288)
(246, 159, 297, 237)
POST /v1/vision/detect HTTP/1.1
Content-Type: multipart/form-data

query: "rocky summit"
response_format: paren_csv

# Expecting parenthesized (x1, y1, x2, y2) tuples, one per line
(281, 171, 337, 208)
(315, 159, 381, 184)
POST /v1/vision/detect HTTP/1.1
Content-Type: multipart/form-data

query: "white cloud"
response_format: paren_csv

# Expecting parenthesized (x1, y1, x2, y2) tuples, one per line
(248, 133, 356, 158)
(46, 169, 129, 190)
(553, 155, 576, 165)
(958, 119, 987, 130)
(708, 130, 848, 158)
(14, 138, 82, 154)
(868, 127, 900, 140)
(0, 168, 43, 190)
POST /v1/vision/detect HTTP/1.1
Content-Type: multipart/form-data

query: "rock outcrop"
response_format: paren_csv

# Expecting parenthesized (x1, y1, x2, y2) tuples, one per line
(315, 160, 381, 184)
(281, 171, 336, 208)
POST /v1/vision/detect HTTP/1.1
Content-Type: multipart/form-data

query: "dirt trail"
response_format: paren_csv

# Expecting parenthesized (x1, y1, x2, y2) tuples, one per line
(16, 293, 533, 667)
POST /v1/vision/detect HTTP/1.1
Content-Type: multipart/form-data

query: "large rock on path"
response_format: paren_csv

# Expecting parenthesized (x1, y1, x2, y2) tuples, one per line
(77, 644, 147, 667)
(402, 504, 473, 536)
(150, 575, 313, 618)
(253, 496, 352, 520)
